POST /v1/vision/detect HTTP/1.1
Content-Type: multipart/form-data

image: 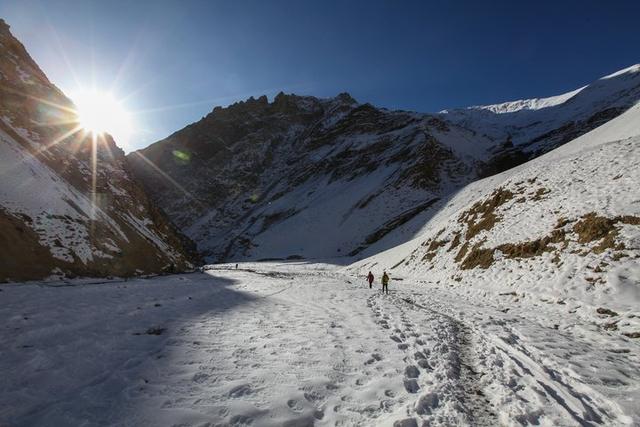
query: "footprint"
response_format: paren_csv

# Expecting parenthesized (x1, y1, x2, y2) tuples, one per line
(404, 378, 420, 393)
(417, 359, 432, 370)
(390, 335, 403, 343)
(287, 399, 304, 412)
(405, 365, 420, 378)
(229, 414, 254, 426)
(229, 384, 252, 398)
(380, 399, 394, 412)
(192, 372, 209, 383)
(397, 343, 409, 350)
(415, 392, 439, 415)
(384, 389, 396, 397)
(304, 390, 323, 403)
(393, 418, 418, 427)
(378, 319, 391, 329)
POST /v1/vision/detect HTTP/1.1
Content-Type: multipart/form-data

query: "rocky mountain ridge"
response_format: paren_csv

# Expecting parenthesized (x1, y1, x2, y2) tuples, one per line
(128, 65, 640, 262)
(128, 91, 485, 261)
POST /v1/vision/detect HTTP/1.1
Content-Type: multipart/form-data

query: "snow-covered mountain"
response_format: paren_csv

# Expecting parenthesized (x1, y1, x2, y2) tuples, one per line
(0, 19, 197, 281)
(128, 65, 640, 263)
(1, 16, 639, 427)
(342, 93, 640, 425)
(441, 64, 640, 176)
(353, 97, 640, 339)
(127, 93, 487, 261)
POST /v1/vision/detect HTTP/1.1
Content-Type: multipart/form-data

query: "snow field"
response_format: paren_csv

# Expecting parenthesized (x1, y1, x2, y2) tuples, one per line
(2, 262, 636, 426)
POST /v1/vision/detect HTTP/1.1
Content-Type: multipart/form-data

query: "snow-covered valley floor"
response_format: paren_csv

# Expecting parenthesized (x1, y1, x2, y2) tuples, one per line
(1, 263, 638, 426)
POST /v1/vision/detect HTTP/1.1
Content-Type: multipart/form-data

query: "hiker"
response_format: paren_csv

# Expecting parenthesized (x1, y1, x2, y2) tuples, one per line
(235, 263, 238, 269)
(367, 271, 374, 289)
(382, 271, 390, 294)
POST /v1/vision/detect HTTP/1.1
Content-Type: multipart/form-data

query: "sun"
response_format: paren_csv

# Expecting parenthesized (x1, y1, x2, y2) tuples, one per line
(72, 89, 133, 144)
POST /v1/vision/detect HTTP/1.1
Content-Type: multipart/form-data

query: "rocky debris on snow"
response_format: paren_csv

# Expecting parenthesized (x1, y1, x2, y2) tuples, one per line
(421, 198, 640, 272)
(354, 91, 640, 343)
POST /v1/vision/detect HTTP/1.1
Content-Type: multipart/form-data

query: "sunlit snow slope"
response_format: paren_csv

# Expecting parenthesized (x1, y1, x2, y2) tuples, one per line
(0, 19, 196, 280)
(353, 100, 640, 340)
(346, 100, 640, 424)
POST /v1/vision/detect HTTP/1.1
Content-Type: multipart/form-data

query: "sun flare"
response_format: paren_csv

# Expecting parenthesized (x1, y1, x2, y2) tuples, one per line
(72, 90, 133, 143)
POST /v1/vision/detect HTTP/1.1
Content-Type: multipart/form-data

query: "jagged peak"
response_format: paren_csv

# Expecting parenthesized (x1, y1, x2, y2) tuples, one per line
(334, 92, 357, 105)
(207, 92, 323, 117)
(208, 91, 358, 117)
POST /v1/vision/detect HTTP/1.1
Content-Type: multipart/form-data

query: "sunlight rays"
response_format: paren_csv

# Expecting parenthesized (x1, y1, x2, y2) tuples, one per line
(1, 19, 279, 218)
(72, 89, 132, 139)
(90, 131, 98, 223)
(6, 74, 201, 217)
(129, 150, 202, 205)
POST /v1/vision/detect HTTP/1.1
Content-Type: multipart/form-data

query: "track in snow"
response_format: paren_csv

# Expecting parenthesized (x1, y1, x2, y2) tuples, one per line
(367, 291, 498, 426)
(0, 265, 633, 426)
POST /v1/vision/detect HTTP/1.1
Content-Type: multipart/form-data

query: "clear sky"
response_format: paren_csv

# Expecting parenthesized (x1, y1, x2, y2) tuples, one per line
(2, 0, 639, 152)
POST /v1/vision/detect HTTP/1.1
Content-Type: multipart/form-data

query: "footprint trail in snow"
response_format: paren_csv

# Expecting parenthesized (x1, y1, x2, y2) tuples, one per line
(0, 262, 635, 426)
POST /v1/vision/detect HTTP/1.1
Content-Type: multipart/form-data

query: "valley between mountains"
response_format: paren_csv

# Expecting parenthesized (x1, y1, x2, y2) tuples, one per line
(1, 17, 639, 427)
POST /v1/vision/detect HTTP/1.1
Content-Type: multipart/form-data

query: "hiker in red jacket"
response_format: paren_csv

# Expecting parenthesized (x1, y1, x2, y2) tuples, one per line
(367, 271, 374, 289)
(367, 272, 373, 289)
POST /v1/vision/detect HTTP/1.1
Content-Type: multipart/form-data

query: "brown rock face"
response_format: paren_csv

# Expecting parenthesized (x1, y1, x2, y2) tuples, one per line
(127, 91, 483, 261)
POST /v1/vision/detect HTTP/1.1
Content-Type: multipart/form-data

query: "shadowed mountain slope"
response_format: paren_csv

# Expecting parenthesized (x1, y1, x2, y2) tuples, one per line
(128, 66, 640, 263)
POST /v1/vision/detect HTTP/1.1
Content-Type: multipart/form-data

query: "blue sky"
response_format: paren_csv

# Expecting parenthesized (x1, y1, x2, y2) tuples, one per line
(2, 0, 639, 151)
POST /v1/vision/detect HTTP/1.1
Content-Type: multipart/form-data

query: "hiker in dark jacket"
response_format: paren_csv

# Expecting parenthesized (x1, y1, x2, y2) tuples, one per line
(367, 271, 374, 289)
(382, 271, 390, 294)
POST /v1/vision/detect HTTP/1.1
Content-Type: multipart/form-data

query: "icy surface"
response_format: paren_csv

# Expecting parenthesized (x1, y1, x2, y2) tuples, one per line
(0, 263, 637, 426)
